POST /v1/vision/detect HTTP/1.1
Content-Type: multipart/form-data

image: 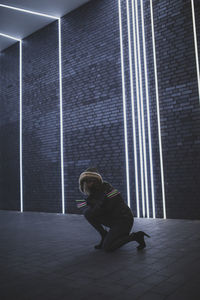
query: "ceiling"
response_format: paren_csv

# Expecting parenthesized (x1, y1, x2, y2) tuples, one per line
(0, 0, 90, 51)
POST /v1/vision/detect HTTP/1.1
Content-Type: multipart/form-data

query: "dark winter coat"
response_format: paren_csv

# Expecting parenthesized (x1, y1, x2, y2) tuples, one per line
(85, 181, 134, 223)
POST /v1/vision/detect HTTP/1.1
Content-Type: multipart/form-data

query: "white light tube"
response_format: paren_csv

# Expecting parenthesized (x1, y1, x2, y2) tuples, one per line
(58, 18, 65, 214)
(0, 32, 20, 41)
(135, 0, 150, 218)
(126, 0, 140, 217)
(150, 0, 166, 219)
(191, 0, 200, 104)
(131, 0, 144, 217)
(132, 0, 145, 217)
(140, 0, 156, 218)
(118, 0, 131, 208)
(0, 4, 58, 19)
(19, 40, 23, 212)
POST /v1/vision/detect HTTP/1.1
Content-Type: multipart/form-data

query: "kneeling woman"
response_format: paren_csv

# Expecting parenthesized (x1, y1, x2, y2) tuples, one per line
(78, 168, 150, 252)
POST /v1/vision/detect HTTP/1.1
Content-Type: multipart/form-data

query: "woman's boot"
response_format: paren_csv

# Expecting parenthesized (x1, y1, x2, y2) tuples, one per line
(129, 231, 150, 250)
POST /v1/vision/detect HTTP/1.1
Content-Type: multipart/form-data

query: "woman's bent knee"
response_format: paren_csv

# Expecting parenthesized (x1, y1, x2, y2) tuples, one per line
(102, 240, 114, 252)
(102, 244, 114, 252)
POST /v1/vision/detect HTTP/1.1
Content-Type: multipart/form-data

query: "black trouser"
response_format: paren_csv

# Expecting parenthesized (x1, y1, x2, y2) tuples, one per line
(84, 208, 134, 252)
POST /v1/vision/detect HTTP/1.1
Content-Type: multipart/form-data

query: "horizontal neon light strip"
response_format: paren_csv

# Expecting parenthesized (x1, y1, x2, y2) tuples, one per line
(0, 32, 21, 41)
(0, 4, 58, 19)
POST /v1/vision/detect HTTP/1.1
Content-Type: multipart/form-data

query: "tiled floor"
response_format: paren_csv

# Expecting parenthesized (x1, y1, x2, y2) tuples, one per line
(0, 210, 200, 300)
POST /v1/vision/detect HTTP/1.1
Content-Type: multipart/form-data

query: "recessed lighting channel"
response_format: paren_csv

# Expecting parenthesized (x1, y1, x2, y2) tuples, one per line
(0, 4, 65, 213)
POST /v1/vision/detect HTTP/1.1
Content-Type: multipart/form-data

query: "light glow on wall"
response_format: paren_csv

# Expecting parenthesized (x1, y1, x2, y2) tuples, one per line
(150, 0, 166, 219)
(126, 0, 140, 217)
(191, 0, 200, 105)
(0, 4, 65, 213)
(118, 0, 131, 208)
(19, 40, 23, 213)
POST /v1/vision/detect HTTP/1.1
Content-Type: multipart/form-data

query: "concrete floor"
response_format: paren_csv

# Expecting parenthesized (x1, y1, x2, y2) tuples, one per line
(0, 210, 200, 300)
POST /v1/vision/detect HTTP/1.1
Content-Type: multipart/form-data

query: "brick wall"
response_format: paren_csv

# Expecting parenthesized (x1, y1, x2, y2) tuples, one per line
(22, 21, 62, 213)
(150, 0, 200, 219)
(62, 0, 127, 214)
(0, 0, 199, 219)
(0, 43, 20, 210)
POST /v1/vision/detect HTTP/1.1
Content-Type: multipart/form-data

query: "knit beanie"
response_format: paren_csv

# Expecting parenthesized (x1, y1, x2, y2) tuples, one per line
(79, 167, 103, 193)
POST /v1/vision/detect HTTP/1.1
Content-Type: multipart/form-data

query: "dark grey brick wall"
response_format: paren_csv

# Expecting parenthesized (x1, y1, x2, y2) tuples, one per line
(62, 0, 127, 214)
(151, 0, 200, 219)
(119, 0, 200, 219)
(22, 21, 62, 213)
(0, 43, 20, 210)
(0, 0, 199, 219)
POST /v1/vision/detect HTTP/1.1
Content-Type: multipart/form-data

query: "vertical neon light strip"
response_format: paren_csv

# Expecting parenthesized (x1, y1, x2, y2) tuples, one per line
(132, 0, 145, 217)
(58, 18, 65, 214)
(19, 40, 23, 212)
(140, 0, 155, 218)
(150, 0, 166, 219)
(118, 0, 131, 208)
(135, 0, 150, 218)
(191, 0, 200, 104)
(126, 0, 140, 217)
(131, 0, 143, 217)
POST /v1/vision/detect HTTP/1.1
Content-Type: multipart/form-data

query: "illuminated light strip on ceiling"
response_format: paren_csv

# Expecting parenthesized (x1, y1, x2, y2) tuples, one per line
(150, 0, 166, 219)
(118, 0, 131, 208)
(0, 33, 23, 212)
(132, 0, 146, 217)
(0, 4, 58, 19)
(0, 32, 20, 41)
(0, 4, 65, 214)
(140, 0, 156, 218)
(191, 0, 200, 104)
(135, 0, 150, 218)
(126, 0, 140, 217)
